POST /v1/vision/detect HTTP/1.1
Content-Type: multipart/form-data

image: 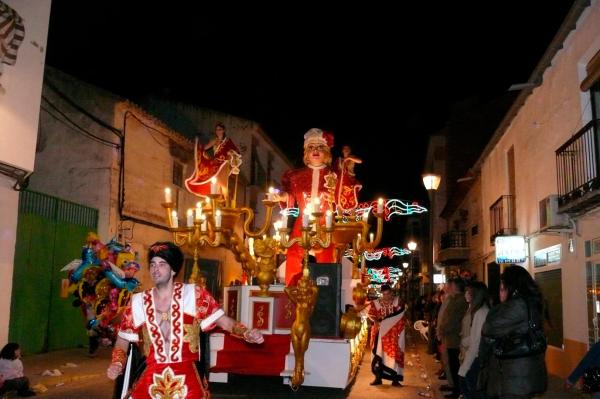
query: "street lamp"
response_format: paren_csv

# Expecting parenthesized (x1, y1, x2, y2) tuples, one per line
(423, 173, 441, 295)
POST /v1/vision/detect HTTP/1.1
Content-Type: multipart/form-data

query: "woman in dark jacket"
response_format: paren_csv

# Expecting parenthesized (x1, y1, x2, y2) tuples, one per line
(479, 265, 548, 399)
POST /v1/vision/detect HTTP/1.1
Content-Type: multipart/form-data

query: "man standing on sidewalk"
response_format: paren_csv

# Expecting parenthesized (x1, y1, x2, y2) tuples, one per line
(437, 277, 467, 399)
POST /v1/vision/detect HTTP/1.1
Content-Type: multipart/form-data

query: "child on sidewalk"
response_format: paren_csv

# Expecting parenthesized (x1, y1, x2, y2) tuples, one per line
(0, 343, 36, 397)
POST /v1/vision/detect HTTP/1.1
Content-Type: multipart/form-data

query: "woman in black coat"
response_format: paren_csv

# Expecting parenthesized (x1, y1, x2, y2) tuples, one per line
(478, 265, 548, 399)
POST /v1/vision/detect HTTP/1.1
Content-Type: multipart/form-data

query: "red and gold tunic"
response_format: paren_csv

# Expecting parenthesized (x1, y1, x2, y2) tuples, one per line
(117, 282, 224, 398)
(280, 165, 336, 284)
(334, 157, 362, 212)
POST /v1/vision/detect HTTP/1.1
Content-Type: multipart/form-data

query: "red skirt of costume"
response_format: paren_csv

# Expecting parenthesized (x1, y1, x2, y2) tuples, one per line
(118, 282, 224, 399)
(185, 137, 240, 197)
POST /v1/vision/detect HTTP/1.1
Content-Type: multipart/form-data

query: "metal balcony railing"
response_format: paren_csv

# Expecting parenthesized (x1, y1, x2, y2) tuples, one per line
(440, 230, 468, 250)
(556, 119, 600, 208)
(489, 195, 517, 244)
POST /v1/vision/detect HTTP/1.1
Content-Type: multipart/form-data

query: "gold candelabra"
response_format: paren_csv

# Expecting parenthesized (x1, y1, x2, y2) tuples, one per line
(161, 191, 278, 286)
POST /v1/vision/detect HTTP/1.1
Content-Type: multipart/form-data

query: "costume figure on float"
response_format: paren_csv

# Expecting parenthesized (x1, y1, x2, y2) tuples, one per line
(367, 284, 405, 387)
(106, 242, 264, 399)
(273, 128, 338, 285)
(334, 144, 363, 213)
(185, 122, 241, 198)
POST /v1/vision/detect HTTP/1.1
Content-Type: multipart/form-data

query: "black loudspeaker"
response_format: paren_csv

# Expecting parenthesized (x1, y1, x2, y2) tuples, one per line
(308, 263, 342, 337)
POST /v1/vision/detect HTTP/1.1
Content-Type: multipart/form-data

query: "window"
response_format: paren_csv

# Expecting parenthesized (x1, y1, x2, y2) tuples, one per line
(592, 80, 600, 120)
(172, 161, 184, 188)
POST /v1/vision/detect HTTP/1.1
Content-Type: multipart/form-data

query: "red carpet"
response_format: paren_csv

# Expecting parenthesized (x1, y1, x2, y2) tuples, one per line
(210, 334, 291, 376)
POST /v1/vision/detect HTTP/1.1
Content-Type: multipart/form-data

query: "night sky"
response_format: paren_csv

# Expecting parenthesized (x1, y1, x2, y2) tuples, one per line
(45, 1, 574, 248)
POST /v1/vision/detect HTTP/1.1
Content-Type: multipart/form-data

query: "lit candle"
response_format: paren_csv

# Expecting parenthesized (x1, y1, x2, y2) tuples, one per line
(186, 209, 193, 227)
(377, 198, 384, 214)
(362, 210, 369, 222)
(281, 212, 288, 228)
(248, 238, 255, 257)
(357, 233, 362, 244)
(268, 186, 275, 201)
(171, 210, 178, 228)
(313, 197, 320, 213)
(274, 220, 282, 233)
(164, 187, 172, 203)
(215, 210, 222, 228)
(302, 207, 310, 228)
(370, 232, 374, 242)
(326, 210, 333, 228)
(195, 202, 202, 221)
(205, 197, 211, 208)
(211, 177, 218, 194)
(200, 214, 207, 232)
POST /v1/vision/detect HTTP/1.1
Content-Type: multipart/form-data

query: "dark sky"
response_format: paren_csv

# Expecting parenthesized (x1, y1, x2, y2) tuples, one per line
(45, 1, 574, 247)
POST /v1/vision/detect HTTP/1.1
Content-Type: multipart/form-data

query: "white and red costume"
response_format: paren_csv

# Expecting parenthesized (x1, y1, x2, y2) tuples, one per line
(117, 282, 223, 398)
(368, 297, 405, 383)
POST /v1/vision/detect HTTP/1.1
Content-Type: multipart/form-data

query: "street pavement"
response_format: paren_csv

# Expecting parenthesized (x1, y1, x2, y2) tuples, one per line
(16, 332, 587, 398)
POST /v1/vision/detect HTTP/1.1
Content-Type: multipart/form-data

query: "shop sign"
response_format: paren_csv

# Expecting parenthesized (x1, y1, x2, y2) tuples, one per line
(495, 236, 526, 264)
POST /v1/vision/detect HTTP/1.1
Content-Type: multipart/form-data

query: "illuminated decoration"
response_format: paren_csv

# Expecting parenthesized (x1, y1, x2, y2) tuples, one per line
(495, 236, 527, 264)
(280, 207, 299, 218)
(433, 274, 446, 284)
(344, 246, 411, 261)
(355, 199, 427, 221)
(367, 266, 402, 284)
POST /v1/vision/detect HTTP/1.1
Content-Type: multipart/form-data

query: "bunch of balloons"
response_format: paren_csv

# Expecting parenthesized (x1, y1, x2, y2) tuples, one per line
(62, 232, 141, 347)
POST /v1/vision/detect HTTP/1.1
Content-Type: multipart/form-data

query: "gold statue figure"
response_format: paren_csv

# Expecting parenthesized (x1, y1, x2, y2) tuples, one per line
(252, 237, 279, 296)
(285, 275, 318, 387)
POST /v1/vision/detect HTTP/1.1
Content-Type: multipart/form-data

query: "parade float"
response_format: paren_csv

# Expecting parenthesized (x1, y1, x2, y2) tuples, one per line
(157, 128, 426, 389)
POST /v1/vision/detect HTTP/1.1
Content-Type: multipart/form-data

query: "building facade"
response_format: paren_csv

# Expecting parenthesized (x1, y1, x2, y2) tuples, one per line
(433, 0, 600, 377)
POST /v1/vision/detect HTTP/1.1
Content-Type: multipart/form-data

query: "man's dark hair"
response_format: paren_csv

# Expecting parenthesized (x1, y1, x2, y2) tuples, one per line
(450, 277, 466, 293)
(380, 284, 392, 292)
(0, 343, 20, 360)
(148, 242, 184, 277)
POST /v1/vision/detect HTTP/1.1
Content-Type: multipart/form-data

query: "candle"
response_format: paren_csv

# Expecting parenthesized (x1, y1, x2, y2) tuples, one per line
(200, 214, 207, 232)
(357, 233, 361, 244)
(377, 198, 384, 214)
(205, 197, 211, 209)
(164, 187, 172, 203)
(215, 210, 222, 228)
(248, 238, 255, 257)
(274, 220, 282, 233)
(326, 210, 333, 228)
(302, 207, 310, 228)
(362, 210, 369, 222)
(370, 232, 374, 242)
(171, 210, 178, 228)
(186, 209, 193, 227)
(268, 186, 275, 201)
(195, 202, 202, 221)
(211, 177, 218, 194)
(313, 197, 320, 213)
(281, 212, 288, 228)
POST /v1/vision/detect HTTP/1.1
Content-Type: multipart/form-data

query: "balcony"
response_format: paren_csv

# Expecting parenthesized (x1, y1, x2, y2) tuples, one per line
(490, 195, 517, 245)
(438, 230, 469, 264)
(556, 119, 600, 214)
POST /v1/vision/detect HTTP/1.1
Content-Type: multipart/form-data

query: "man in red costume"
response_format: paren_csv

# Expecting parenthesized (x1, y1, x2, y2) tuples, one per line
(106, 242, 263, 398)
(274, 128, 338, 285)
(185, 122, 241, 197)
(367, 284, 405, 387)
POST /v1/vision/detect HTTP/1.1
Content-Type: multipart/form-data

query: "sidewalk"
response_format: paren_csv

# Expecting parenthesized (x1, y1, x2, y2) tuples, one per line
(20, 346, 113, 398)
